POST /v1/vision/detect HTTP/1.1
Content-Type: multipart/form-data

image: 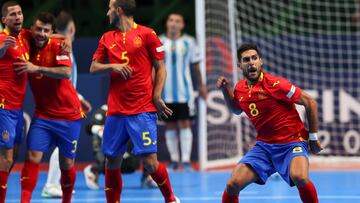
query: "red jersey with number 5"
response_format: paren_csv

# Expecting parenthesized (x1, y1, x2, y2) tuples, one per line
(28, 38, 82, 120)
(92, 23, 164, 116)
(233, 72, 308, 144)
(0, 29, 31, 110)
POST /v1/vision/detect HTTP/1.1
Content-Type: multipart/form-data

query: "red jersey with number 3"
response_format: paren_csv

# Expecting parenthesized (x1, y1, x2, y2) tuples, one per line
(92, 23, 164, 116)
(28, 38, 82, 120)
(0, 29, 31, 110)
(233, 72, 308, 144)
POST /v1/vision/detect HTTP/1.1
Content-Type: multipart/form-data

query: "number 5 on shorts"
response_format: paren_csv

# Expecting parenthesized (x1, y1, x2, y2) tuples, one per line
(142, 132, 152, 146)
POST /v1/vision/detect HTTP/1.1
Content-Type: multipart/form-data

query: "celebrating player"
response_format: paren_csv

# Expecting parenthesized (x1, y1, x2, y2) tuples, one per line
(0, 1, 30, 202)
(90, 0, 179, 202)
(15, 12, 83, 203)
(217, 43, 322, 203)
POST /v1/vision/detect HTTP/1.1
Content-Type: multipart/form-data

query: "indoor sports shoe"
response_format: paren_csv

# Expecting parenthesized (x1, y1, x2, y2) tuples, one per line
(84, 164, 99, 190)
(140, 174, 158, 189)
(168, 196, 181, 203)
(41, 184, 62, 198)
(167, 161, 179, 171)
(183, 162, 194, 172)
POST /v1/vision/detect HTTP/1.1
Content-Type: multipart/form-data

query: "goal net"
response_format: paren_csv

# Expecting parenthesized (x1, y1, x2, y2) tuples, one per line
(197, 0, 360, 170)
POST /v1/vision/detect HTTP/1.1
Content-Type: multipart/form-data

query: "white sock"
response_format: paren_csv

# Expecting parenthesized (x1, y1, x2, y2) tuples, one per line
(180, 128, 193, 163)
(165, 129, 180, 162)
(45, 147, 61, 187)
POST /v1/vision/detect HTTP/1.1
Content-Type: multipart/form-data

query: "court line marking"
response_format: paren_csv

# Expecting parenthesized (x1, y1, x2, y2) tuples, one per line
(5, 195, 360, 202)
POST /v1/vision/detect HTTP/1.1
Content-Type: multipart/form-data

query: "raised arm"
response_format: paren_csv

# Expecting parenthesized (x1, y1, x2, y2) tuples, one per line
(216, 76, 242, 115)
(295, 91, 322, 154)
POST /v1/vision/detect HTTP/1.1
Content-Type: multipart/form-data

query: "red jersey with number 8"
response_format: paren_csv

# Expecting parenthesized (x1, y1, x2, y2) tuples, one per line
(233, 72, 308, 144)
(92, 23, 164, 116)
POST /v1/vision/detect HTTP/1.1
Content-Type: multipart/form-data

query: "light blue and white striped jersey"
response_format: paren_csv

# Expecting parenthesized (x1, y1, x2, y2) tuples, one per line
(160, 34, 201, 104)
(69, 52, 77, 88)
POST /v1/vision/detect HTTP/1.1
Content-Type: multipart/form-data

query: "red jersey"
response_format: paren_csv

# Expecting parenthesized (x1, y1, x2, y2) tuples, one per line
(234, 72, 308, 144)
(28, 38, 82, 120)
(92, 23, 164, 116)
(0, 29, 30, 110)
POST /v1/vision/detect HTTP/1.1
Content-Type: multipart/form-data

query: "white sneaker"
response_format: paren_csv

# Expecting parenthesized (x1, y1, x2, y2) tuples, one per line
(84, 165, 99, 190)
(41, 184, 62, 198)
(42, 184, 75, 198)
(168, 196, 180, 203)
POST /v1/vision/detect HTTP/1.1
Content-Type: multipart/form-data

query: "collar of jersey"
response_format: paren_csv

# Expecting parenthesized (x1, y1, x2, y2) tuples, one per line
(3, 28, 11, 36)
(119, 22, 138, 33)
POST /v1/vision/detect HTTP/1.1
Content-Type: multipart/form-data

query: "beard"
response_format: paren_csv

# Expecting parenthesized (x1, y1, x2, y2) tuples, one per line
(110, 15, 120, 27)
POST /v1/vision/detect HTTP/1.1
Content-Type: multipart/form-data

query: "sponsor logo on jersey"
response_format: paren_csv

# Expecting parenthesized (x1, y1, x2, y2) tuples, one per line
(272, 80, 280, 87)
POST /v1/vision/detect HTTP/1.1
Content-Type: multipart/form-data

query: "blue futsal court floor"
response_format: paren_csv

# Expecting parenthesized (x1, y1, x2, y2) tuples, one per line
(6, 170, 360, 202)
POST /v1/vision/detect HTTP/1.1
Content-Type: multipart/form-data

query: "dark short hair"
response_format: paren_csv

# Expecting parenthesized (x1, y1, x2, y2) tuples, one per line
(55, 11, 73, 32)
(168, 12, 184, 20)
(237, 43, 262, 61)
(34, 12, 55, 29)
(115, 0, 136, 17)
(1, 1, 20, 17)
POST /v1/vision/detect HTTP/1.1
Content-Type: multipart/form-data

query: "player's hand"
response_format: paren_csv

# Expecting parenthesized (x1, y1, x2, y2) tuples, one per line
(1, 36, 17, 50)
(199, 84, 208, 100)
(14, 57, 39, 75)
(153, 97, 173, 119)
(80, 97, 92, 114)
(216, 76, 229, 89)
(309, 140, 323, 154)
(112, 64, 133, 80)
(61, 37, 72, 53)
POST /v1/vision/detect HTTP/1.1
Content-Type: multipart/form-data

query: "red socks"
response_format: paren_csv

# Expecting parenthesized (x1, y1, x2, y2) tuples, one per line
(61, 166, 76, 203)
(20, 161, 40, 203)
(105, 168, 122, 203)
(222, 190, 239, 203)
(150, 163, 175, 202)
(297, 180, 319, 203)
(0, 171, 9, 203)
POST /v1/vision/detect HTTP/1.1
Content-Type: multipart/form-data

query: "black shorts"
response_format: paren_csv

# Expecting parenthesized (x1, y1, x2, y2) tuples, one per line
(164, 103, 195, 122)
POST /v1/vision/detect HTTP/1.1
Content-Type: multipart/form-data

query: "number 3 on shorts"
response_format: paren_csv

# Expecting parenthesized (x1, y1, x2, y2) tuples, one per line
(142, 132, 152, 146)
(71, 140, 77, 153)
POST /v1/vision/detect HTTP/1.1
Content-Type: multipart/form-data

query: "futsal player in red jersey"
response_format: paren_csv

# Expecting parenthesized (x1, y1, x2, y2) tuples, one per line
(217, 43, 322, 203)
(14, 12, 83, 203)
(90, 0, 179, 202)
(0, 1, 31, 202)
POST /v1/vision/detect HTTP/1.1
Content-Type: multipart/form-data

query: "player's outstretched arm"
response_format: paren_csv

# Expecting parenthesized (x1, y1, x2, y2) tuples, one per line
(295, 91, 323, 154)
(153, 59, 173, 119)
(14, 57, 71, 79)
(216, 76, 242, 115)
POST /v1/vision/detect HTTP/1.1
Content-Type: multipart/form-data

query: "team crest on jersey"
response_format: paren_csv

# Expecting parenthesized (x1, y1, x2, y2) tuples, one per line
(2, 130, 9, 142)
(45, 52, 53, 64)
(133, 36, 142, 48)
